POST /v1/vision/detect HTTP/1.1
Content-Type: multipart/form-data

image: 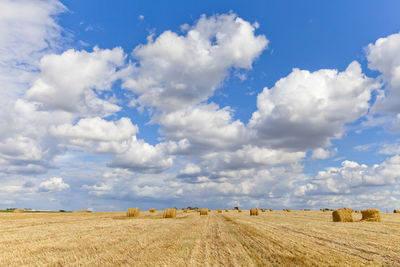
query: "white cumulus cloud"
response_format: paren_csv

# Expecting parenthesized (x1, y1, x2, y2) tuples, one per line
(26, 47, 130, 117)
(124, 13, 268, 111)
(249, 61, 379, 151)
(39, 177, 70, 192)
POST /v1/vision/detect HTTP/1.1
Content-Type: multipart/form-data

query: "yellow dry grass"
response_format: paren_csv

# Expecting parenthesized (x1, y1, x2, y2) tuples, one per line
(1, 211, 399, 265)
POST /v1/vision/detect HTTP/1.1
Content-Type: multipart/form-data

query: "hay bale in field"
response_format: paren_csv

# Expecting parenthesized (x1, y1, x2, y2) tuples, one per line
(163, 208, 176, 218)
(225, 209, 229, 212)
(250, 208, 259, 216)
(238, 209, 242, 213)
(218, 209, 222, 213)
(361, 209, 381, 222)
(149, 208, 156, 213)
(126, 208, 139, 217)
(13, 209, 24, 213)
(200, 209, 208, 215)
(72, 210, 79, 213)
(81, 209, 88, 213)
(332, 208, 353, 222)
(394, 209, 400, 213)
(261, 209, 266, 212)
(183, 209, 188, 213)
(286, 209, 291, 212)
(269, 209, 273, 212)
(208, 209, 211, 212)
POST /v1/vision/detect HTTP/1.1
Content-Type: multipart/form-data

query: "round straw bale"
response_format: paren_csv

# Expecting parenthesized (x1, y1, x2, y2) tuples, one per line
(72, 210, 79, 213)
(332, 208, 353, 222)
(208, 209, 211, 212)
(250, 208, 259, 216)
(261, 209, 266, 212)
(218, 209, 222, 213)
(225, 209, 229, 212)
(361, 209, 381, 222)
(394, 209, 400, 213)
(163, 208, 176, 218)
(200, 209, 208, 215)
(149, 208, 156, 213)
(183, 209, 188, 213)
(238, 209, 242, 213)
(13, 209, 24, 213)
(127, 208, 139, 217)
(81, 209, 88, 213)
(269, 209, 273, 211)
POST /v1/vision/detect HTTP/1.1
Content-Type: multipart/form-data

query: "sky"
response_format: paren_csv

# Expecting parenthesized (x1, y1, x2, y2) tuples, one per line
(1, 0, 400, 211)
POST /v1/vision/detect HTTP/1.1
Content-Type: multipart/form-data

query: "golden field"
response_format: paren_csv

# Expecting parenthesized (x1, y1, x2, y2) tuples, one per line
(1, 210, 400, 266)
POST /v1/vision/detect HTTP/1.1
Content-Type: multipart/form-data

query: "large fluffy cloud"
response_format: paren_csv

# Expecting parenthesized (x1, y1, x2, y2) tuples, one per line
(124, 13, 268, 111)
(0, 0, 65, 74)
(51, 117, 138, 149)
(296, 155, 400, 196)
(39, 177, 70, 192)
(26, 47, 129, 117)
(249, 61, 379, 150)
(155, 103, 247, 152)
(367, 32, 400, 114)
(51, 116, 176, 173)
(0, 0, 69, 175)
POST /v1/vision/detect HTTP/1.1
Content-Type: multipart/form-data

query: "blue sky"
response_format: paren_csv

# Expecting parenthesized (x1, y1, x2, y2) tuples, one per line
(1, 0, 400, 211)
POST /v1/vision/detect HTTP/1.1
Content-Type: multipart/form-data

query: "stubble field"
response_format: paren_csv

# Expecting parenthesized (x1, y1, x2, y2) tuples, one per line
(1, 210, 400, 266)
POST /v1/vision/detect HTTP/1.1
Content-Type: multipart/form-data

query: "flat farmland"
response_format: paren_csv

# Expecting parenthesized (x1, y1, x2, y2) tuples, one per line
(1, 210, 400, 266)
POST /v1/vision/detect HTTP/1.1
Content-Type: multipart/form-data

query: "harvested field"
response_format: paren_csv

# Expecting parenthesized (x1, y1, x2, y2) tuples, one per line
(0, 210, 400, 266)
